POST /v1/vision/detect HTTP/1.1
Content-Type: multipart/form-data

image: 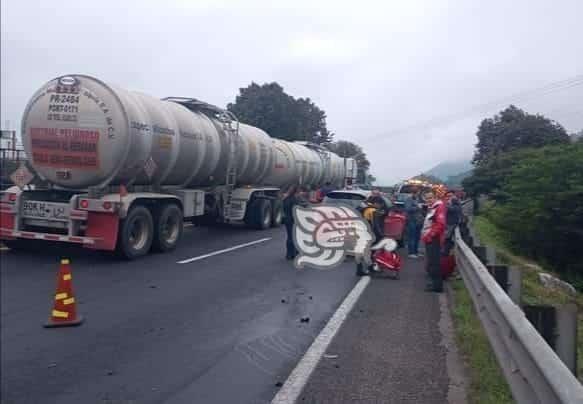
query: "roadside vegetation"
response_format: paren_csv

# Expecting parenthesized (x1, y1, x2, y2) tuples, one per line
(450, 105, 583, 403)
(463, 105, 583, 290)
(450, 276, 515, 404)
(474, 212, 583, 383)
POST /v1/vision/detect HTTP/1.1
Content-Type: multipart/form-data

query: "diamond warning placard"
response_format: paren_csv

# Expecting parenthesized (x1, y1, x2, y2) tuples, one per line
(10, 165, 34, 189)
(144, 157, 157, 179)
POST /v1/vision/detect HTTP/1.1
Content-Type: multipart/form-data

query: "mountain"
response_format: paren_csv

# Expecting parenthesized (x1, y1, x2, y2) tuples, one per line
(445, 170, 472, 188)
(424, 160, 473, 182)
(570, 130, 583, 143)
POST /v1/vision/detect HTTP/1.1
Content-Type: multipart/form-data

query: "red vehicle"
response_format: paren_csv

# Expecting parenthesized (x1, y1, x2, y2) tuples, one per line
(356, 238, 402, 278)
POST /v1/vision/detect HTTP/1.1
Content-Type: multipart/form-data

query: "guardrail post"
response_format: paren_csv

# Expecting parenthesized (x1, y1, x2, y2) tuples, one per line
(468, 227, 480, 245)
(555, 304, 578, 376)
(463, 234, 474, 249)
(508, 266, 522, 305)
(486, 246, 497, 265)
(472, 245, 487, 264)
(524, 305, 557, 348)
(486, 265, 509, 293)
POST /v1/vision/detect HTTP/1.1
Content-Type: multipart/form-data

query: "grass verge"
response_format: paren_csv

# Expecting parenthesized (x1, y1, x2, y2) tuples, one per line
(450, 278, 514, 404)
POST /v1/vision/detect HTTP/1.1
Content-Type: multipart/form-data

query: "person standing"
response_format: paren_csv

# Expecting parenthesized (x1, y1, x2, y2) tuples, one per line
(444, 191, 462, 255)
(365, 188, 389, 244)
(404, 190, 424, 258)
(421, 192, 446, 292)
(283, 185, 308, 260)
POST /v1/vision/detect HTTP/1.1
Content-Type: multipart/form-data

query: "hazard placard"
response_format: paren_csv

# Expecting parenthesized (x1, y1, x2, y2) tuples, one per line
(144, 157, 157, 179)
(10, 165, 34, 189)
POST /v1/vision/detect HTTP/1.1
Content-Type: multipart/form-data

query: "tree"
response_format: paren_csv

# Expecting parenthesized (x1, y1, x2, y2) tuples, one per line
(489, 143, 583, 285)
(571, 129, 583, 143)
(326, 140, 371, 183)
(472, 105, 570, 166)
(462, 150, 534, 198)
(227, 82, 333, 144)
(295, 97, 334, 144)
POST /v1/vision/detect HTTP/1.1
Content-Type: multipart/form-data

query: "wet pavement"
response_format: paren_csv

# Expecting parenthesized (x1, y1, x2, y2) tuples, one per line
(299, 255, 465, 404)
(1, 225, 357, 404)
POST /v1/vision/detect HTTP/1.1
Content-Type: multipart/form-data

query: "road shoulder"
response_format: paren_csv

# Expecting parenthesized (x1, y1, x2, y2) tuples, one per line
(293, 256, 468, 403)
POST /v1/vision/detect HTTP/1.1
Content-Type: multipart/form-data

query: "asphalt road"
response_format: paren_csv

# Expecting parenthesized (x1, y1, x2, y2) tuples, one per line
(299, 255, 461, 404)
(1, 224, 358, 404)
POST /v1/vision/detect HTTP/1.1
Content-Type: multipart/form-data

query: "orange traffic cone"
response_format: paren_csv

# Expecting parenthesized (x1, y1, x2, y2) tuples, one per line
(44, 258, 84, 328)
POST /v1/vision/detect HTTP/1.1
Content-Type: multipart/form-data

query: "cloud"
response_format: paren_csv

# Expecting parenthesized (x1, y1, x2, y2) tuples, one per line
(1, 0, 582, 186)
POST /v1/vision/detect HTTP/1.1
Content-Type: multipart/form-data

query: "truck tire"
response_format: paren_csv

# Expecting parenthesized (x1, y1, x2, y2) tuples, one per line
(117, 205, 154, 259)
(245, 198, 272, 230)
(153, 203, 183, 252)
(271, 199, 283, 227)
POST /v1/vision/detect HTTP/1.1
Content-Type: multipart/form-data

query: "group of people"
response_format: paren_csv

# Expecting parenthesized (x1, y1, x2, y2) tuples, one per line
(404, 189, 462, 293)
(281, 183, 463, 294)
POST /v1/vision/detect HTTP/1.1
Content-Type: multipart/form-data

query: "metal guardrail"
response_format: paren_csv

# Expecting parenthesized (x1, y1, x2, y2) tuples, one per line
(454, 208, 583, 403)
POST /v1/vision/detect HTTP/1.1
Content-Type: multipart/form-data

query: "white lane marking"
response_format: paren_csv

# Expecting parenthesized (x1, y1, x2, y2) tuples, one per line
(177, 238, 272, 264)
(184, 222, 194, 228)
(271, 276, 371, 404)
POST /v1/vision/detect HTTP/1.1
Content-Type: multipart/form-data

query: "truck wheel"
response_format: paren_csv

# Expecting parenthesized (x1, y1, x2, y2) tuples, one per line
(153, 204, 183, 252)
(271, 199, 283, 227)
(245, 198, 272, 230)
(117, 205, 154, 259)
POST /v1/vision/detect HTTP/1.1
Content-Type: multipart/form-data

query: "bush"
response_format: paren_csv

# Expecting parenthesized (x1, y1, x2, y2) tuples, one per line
(489, 143, 583, 285)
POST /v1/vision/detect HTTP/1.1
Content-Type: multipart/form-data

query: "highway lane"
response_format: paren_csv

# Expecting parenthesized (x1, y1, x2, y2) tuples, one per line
(0, 224, 358, 404)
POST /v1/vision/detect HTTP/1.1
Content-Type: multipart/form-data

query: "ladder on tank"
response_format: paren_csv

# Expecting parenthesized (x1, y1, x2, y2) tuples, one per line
(162, 97, 240, 222)
(219, 111, 239, 223)
(297, 141, 331, 183)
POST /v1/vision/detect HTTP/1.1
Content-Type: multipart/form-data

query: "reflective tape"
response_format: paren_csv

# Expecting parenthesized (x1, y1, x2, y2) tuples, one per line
(63, 298, 75, 305)
(55, 292, 68, 300)
(52, 310, 69, 318)
(63, 274, 72, 281)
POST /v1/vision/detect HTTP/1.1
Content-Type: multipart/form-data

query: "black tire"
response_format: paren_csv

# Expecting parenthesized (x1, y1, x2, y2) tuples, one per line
(116, 205, 154, 259)
(271, 199, 283, 228)
(244, 198, 272, 230)
(153, 204, 183, 253)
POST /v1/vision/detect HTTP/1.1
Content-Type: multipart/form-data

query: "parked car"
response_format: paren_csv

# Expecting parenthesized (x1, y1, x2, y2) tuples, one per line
(322, 189, 372, 210)
(392, 182, 432, 208)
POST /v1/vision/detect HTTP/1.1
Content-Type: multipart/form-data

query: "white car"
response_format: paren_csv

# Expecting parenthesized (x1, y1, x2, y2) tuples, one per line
(322, 189, 372, 210)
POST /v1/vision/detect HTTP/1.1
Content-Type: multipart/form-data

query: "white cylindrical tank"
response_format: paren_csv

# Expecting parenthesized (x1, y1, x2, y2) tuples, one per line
(263, 141, 347, 188)
(21, 74, 350, 190)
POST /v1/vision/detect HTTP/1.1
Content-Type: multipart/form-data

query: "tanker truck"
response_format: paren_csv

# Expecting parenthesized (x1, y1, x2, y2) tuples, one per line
(0, 75, 358, 259)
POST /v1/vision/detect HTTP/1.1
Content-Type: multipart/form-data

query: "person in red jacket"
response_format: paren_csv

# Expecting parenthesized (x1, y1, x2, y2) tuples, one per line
(421, 192, 446, 292)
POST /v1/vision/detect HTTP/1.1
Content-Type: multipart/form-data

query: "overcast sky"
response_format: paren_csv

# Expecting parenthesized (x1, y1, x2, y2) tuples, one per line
(2, 0, 582, 184)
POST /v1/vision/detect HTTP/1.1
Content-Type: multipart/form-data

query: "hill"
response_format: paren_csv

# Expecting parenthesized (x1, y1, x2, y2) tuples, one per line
(424, 160, 473, 181)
